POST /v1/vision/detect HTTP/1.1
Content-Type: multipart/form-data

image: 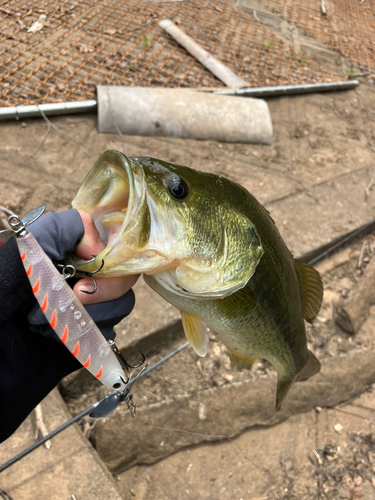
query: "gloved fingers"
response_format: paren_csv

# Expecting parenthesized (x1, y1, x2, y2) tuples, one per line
(73, 275, 140, 305)
(28, 210, 84, 261)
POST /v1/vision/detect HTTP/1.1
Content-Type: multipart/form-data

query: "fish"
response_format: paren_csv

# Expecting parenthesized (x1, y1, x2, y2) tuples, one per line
(71, 149, 323, 410)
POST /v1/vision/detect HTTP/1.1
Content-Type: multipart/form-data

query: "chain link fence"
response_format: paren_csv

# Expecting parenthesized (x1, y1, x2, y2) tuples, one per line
(0, 0, 334, 106)
(264, 0, 375, 77)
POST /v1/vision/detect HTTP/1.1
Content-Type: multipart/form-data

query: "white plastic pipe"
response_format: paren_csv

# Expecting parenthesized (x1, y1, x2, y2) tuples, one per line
(97, 86, 273, 144)
(159, 19, 249, 89)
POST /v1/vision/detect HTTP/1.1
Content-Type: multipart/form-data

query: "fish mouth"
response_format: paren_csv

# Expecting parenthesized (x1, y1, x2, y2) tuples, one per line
(71, 150, 143, 274)
(70, 150, 264, 298)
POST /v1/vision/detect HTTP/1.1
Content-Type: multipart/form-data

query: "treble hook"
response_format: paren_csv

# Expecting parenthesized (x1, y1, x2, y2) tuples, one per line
(108, 340, 147, 383)
(77, 257, 105, 295)
(89, 343, 148, 418)
(57, 256, 104, 295)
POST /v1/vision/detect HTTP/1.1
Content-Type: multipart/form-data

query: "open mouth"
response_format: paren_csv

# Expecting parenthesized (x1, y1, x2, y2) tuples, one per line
(71, 150, 139, 271)
(87, 169, 133, 249)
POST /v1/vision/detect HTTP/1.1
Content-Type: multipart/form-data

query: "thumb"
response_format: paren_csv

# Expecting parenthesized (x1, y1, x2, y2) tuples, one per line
(75, 210, 106, 259)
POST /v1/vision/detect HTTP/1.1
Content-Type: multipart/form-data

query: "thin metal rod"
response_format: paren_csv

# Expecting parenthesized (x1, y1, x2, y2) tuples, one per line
(307, 218, 375, 266)
(0, 100, 97, 121)
(0, 341, 189, 473)
(211, 81, 359, 97)
(0, 404, 97, 473)
(0, 80, 358, 123)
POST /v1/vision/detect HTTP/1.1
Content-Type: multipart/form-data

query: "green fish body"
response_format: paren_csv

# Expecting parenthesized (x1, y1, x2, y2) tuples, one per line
(72, 150, 323, 410)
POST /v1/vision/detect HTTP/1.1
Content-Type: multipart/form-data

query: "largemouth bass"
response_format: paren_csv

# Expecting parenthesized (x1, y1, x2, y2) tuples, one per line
(72, 150, 323, 410)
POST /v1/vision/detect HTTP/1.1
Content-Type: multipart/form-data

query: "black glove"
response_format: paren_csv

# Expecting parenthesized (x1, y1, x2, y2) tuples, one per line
(26, 209, 135, 340)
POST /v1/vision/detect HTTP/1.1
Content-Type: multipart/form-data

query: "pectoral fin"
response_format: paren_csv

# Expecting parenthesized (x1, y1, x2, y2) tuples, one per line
(295, 260, 324, 323)
(180, 311, 209, 357)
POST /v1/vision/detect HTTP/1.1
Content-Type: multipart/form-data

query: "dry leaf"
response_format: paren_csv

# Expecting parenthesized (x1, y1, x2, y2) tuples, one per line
(27, 14, 46, 33)
(77, 43, 95, 53)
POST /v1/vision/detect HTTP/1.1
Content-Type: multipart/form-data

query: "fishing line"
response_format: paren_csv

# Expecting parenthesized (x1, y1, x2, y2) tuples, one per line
(38, 107, 83, 146)
(16, 117, 51, 166)
(108, 91, 126, 153)
(16, 106, 84, 166)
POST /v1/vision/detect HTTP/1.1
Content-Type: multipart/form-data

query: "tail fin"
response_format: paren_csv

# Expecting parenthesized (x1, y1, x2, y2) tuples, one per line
(276, 377, 294, 412)
(276, 351, 320, 411)
(295, 350, 321, 382)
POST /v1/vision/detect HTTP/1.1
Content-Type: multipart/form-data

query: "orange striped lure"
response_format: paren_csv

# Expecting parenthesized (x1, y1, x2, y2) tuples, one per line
(0, 206, 136, 416)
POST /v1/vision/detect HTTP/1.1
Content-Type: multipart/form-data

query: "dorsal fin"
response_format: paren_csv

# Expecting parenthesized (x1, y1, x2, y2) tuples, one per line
(295, 260, 323, 323)
(180, 311, 209, 357)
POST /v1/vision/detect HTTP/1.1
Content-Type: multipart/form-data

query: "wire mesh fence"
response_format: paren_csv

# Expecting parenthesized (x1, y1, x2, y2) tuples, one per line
(0, 0, 334, 106)
(264, 0, 375, 77)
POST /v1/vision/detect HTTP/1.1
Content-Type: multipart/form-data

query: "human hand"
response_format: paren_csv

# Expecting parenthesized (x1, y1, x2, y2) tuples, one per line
(27, 208, 138, 340)
(73, 210, 140, 305)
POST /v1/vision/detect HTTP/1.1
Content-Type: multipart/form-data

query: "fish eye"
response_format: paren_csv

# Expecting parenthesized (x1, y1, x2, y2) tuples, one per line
(168, 177, 188, 199)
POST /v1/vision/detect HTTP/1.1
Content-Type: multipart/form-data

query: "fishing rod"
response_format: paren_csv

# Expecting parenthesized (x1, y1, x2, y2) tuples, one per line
(306, 218, 375, 266)
(1, 217, 374, 473)
(0, 341, 189, 473)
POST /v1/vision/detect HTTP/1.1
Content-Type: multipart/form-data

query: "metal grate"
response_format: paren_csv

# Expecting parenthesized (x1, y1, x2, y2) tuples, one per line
(0, 0, 334, 106)
(264, 0, 375, 77)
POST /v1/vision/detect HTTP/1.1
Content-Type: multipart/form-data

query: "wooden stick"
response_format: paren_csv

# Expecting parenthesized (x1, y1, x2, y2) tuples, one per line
(357, 240, 368, 270)
(158, 19, 249, 89)
(365, 171, 375, 198)
(334, 257, 375, 334)
(34, 404, 52, 449)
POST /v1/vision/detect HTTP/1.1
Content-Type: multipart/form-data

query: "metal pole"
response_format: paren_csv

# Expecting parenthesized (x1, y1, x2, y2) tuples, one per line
(211, 80, 359, 97)
(0, 100, 97, 121)
(0, 81, 359, 122)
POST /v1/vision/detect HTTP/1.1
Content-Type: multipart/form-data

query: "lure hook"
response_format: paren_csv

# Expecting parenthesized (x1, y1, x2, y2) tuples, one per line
(108, 340, 147, 384)
(77, 256, 105, 295)
(127, 350, 146, 369)
(57, 257, 104, 295)
(89, 345, 150, 418)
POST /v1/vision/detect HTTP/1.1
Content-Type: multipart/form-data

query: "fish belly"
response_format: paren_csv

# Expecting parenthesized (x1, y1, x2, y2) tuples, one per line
(144, 274, 306, 379)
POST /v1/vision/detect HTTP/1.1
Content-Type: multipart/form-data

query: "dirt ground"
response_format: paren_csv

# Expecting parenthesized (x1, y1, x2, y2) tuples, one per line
(114, 388, 375, 500)
(1, 1, 375, 499)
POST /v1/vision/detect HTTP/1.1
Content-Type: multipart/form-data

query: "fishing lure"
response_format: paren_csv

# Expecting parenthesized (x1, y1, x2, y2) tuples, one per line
(0, 206, 142, 417)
